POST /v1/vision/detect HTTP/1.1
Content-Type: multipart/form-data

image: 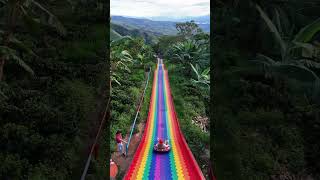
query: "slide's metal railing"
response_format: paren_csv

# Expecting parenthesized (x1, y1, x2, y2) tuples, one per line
(125, 67, 151, 155)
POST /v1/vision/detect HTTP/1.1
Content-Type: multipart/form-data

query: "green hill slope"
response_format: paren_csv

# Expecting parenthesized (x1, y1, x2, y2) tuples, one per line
(111, 16, 177, 35)
(110, 28, 122, 41)
(111, 23, 158, 44)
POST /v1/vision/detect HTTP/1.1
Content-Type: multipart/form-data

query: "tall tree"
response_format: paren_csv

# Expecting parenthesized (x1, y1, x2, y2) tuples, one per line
(176, 20, 203, 38)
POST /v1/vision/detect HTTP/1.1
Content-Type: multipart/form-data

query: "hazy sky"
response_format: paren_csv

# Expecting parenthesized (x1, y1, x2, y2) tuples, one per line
(110, 0, 210, 17)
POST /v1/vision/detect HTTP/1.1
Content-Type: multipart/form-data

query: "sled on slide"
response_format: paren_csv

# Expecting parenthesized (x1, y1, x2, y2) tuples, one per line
(153, 138, 170, 152)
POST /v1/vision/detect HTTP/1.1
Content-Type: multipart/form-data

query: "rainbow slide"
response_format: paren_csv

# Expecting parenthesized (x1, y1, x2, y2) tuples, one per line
(124, 59, 205, 179)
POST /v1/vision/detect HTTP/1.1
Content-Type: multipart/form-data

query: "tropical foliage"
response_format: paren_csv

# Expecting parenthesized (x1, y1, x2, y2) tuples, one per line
(0, 0, 66, 81)
(212, 0, 320, 179)
(190, 63, 210, 88)
(253, 5, 320, 91)
(157, 21, 211, 177)
(0, 1, 108, 179)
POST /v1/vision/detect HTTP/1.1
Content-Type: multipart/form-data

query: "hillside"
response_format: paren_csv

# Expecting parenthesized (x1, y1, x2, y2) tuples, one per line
(110, 23, 159, 44)
(111, 16, 177, 35)
(110, 28, 122, 41)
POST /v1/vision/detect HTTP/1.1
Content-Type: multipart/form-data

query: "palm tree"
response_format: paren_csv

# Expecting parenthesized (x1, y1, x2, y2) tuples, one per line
(0, 0, 66, 80)
(171, 39, 210, 76)
(172, 40, 197, 64)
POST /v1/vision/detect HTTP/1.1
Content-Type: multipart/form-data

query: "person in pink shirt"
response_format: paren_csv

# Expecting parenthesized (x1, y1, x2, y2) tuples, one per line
(115, 130, 127, 156)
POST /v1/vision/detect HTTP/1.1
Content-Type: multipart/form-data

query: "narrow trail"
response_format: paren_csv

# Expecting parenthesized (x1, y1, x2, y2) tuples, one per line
(124, 58, 205, 179)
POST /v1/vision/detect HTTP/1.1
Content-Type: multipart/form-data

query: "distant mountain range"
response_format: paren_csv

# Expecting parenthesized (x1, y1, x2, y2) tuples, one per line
(110, 15, 210, 45)
(111, 16, 177, 35)
(111, 15, 210, 36)
(147, 15, 210, 24)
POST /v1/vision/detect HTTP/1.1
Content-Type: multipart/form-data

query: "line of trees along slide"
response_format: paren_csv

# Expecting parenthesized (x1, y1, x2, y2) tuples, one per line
(109, 19, 210, 178)
(213, 0, 320, 180)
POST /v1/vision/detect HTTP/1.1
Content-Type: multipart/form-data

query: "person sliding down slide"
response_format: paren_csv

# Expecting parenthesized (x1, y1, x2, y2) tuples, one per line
(154, 138, 170, 152)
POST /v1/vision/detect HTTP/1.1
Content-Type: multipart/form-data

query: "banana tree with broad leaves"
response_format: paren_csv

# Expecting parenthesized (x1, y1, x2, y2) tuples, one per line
(252, 4, 320, 98)
(137, 53, 145, 65)
(190, 63, 210, 89)
(111, 50, 133, 73)
(110, 36, 134, 87)
(0, 0, 66, 81)
(110, 49, 133, 86)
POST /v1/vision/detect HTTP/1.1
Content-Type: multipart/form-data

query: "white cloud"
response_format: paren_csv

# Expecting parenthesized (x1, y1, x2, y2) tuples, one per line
(110, 0, 210, 17)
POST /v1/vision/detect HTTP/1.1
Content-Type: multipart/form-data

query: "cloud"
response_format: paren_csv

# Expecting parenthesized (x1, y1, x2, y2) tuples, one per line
(110, 0, 210, 17)
(193, 2, 210, 7)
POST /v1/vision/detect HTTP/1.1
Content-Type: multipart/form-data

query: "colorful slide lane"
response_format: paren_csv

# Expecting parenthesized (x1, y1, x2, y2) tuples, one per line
(124, 59, 205, 179)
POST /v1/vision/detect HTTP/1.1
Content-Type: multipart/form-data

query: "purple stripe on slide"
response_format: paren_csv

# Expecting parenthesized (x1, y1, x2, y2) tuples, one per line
(158, 65, 168, 178)
(154, 65, 162, 178)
